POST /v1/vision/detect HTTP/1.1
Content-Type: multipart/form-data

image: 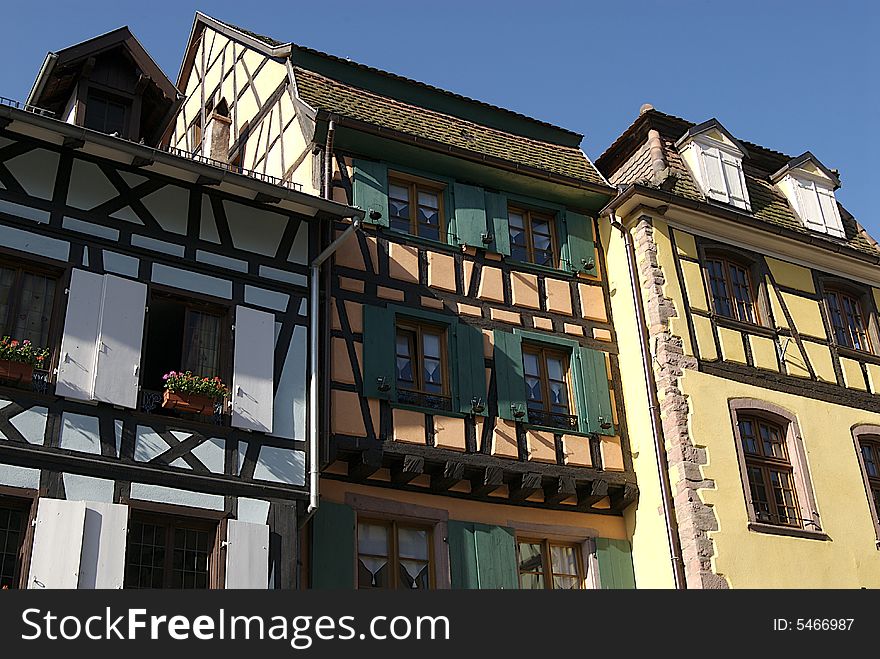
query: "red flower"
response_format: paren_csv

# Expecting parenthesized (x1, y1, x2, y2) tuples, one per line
(10, 340, 18, 347)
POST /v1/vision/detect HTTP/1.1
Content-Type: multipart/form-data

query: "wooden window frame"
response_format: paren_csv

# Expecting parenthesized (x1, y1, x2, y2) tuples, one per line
(0, 256, 64, 380)
(141, 288, 233, 395)
(852, 425, 880, 544)
(521, 343, 577, 431)
(387, 172, 446, 241)
(729, 399, 824, 539)
(0, 486, 38, 590)
(356, 516, 435, 590)
(821, 284, 875, 355)
(507, 205, 560, 268)
(516, 537, 585, 590)
(702, 253, 760, 325)
(395, 319, 450, 406)
(123, 507, 223, 589)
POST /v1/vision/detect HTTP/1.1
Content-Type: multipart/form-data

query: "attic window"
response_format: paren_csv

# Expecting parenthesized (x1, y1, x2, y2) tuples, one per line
(676, 122, 751, 211)
(790, 176, 843, 238)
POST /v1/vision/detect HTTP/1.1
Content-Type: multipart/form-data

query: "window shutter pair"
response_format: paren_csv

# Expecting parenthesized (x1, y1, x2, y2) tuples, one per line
(447, 521, 519, 589)
(700, 146, 728, 201)
(362, 305, 487, 416)
(224, 519, 270, 589)
(57, 268, 275, 432)
(452, 184, 516, 257)
(493, 330, 614, 435)
(28, 498, 129, 589)
(595, 537, 636, 589)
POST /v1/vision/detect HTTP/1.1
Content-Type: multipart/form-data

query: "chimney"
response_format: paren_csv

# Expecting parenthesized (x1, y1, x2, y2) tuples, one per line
(647, 128, 667, 181)
(204, 99, 231, 163)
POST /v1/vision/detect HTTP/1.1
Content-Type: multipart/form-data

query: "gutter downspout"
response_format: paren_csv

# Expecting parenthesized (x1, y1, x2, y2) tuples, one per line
(609, 211, 687, 590)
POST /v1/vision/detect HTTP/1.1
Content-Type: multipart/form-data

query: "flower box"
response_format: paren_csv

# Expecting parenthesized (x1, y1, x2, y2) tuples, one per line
(162, 390, 217, 416)
(0, 359, 33, 383)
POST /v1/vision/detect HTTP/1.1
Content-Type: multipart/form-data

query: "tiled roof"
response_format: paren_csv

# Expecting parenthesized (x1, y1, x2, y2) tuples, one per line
(598, 109, 879, 257)
(293, 67, 608, 187)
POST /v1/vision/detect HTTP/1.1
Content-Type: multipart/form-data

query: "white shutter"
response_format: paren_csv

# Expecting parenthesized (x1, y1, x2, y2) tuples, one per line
(721, 153, 749, 210)
(224, 519, 269, 589)
(232, 305, 275, 432)
(93, 275, 147, 409)
(795, 178, 824, 231)
(700, 146, 728, 201)
(78, 502, 128, 589)
(817, 185, 844, 238)
(56, 269, 103, 401)
(28, 499, 86, 589)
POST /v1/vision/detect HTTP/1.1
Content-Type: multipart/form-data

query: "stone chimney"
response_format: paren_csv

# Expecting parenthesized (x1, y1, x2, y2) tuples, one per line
(204, 106, 231, 163)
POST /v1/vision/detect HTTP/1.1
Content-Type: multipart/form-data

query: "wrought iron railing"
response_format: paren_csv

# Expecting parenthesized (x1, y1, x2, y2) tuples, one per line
(139, 388, 226, 426)
(398, 389, 453, 412)
(161, 145, 302, 192)
(0, 96, 55, 117)
(526, 409, 579, 433)
(752, 507, 819, 530)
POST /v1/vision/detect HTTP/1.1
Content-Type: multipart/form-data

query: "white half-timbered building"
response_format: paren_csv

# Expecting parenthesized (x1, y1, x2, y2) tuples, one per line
(0, 28, 360, 589)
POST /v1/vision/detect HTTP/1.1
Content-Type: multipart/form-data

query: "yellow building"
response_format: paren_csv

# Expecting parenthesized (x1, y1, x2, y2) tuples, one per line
(597, 106, 880, 588)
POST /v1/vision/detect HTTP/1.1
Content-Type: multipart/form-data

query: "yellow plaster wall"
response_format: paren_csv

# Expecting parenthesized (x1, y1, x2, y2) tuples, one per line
(680, 260, 708, 311)
(749, 335, 779, 371)
(802, 342, 836, 383)
(766, 257, 815, 294)
(718, 327, 746, 364)
(681, 369, 880, 588)
(692, 315, 717, 361)
(601, 218, 676, 588)
(781, 292, 827, 339)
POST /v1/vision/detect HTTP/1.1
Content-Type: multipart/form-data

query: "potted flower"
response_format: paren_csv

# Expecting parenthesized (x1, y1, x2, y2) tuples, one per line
(0, 337, 49, 383)
(161, 371, 230, 416)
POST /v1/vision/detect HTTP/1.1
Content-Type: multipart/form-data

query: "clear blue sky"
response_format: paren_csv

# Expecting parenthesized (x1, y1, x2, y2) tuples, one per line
(2, 1, 877, 235)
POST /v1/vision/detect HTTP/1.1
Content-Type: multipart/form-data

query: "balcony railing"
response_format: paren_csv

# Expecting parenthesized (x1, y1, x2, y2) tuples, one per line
(0, 96, 55, 118)
(398, 389, 453, 413)
(527, 409, 579, 433)
(161, 145, 302, 192)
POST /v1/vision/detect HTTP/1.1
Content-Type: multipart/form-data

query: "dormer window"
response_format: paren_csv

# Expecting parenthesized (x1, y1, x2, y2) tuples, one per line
(676, 120, 751, 211)
(772, 153, 844, 239)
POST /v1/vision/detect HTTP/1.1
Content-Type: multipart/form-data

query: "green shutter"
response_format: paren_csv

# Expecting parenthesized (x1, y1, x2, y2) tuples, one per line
(563, 210, 597, 276)
(455, 321, 488, 416)
(596, 538, 636, 589)
(573, 346, 615, 436)
(448, 521, 519, 589)
(484, 191, 510, 256)
(452, 182, 488, 248)
(362, 305, 396, 400)
(493, 329, 528, 422)
(352, 159, 389, 226)
(311, 501, 356, 589)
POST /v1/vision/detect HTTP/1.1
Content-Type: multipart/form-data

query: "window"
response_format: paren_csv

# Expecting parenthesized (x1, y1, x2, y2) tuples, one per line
(517, 539, 583, 589)
(84, 91, 130, 137)
(0, 263, 57, 352)
(388, 175, 445, 241)
(357, 519, 432, 589)
(704, 256, 758, 324)
(0, 497, 29, 589)
(395, 320, 450, 411)
(142, 293, 227, 393)
(696, 144, 750, 210)
(824, 289, 872, 353)
(522, 344, 577, 431)
(508, 207, 558, 267)
(189, 117, 203, 154)
(730, 401, 821, 536)
(124, 511, 217, 589)
(858, 437, 880, 524)
(737, 415, 801, 527)
(791, 176, 844, 238)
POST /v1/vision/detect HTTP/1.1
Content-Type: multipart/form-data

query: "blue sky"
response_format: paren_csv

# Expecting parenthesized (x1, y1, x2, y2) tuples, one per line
(2, 1, 877, 235)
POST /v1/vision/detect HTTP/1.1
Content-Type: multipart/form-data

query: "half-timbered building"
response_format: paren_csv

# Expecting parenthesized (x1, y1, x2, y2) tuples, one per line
(0, 27, 360, 589)
(598, 106, 880, 588)
(171, 13, 639, 589)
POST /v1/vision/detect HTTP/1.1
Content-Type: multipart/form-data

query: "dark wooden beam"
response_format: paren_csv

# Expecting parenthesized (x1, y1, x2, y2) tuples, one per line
(196, 174, 221, 186)
(131, 155, 154, 167)
(347, 449, 383, 482)
(391, 454, 424, 486)
(578, 479, 609, 509)
(509, 471, 542, 502)
(470, 465, 504, 497)
(430, 461, 465, 492)
(254, 192, 281, 204)
(609, 483, 638, 512)
(543, 475, 577, 505)
(63, 136, 85, 150)
(0, 117, 11, 130)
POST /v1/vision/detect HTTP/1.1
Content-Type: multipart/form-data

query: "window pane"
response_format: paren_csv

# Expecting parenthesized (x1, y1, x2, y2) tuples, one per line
(825, 293, 850, 347)
(759, 421, 786, 459)
(358, 522, 389, 556)
(738, 418, 759, 454)
(12, 272, 55, 346)
(182, 310, 221, 378)
(423, 358, 442, 392)
(862, 444, 878, 477)
(0, 503, 25, 589)
(707, 260, 732, 318)
(747, 466, 771, 522)
(550, 545, 578, 576)
(171, 527, 211, 589)
(124, 520, 166, 589)
(389, 184, 409, 202)
(417, 190, 439, 209)
(0, 267, 15, 335)
(358, 522, 390, 589)
(422, 332, 441, 359)
(399, 560, 430, 589)
(552, 575, 579, 590)
(522, 352, 540, 377)
(398, 526, 428, 560)
(395, 331, 414, 386)
(518, 542, 544, 589)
